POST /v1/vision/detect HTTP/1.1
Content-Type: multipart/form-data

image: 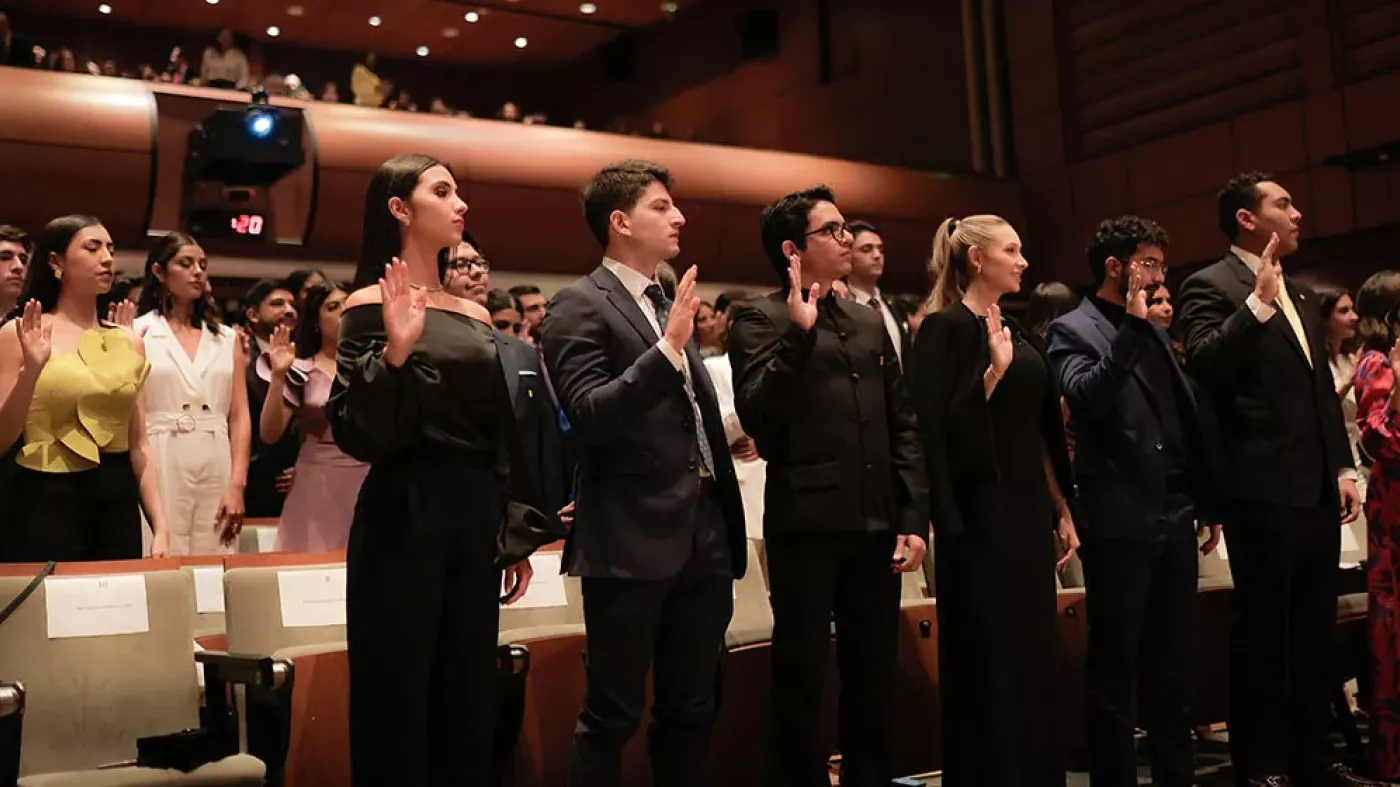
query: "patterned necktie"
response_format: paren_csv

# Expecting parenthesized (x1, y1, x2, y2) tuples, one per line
(868, 295, 882, 313)
(643, 283, 715, 476)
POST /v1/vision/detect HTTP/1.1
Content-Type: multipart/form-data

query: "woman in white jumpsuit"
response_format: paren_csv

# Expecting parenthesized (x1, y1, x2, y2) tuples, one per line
(133, 233, 250, 555)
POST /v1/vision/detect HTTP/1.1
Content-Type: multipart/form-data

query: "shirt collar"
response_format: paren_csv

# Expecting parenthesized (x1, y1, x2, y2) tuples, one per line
(847, 284, 881, 305)
(602, 257, 658, 301)
(1230, 245, 1263, 276)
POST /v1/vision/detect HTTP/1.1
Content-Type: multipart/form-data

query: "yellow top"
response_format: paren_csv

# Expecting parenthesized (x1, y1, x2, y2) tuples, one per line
(18, 327, 150, 473)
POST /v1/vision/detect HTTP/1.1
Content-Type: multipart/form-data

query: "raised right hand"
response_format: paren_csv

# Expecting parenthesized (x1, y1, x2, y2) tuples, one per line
(786, 257, 822, 331)
(268, 323, 296, 375)
(380, 257, 427, 365)
(1254, 232, 1281, 305)
(986, 303, 1014, 378)
(664, 265, 701, 355)
(1125, 264, 1148, 320)
(16, 300, 52, 372)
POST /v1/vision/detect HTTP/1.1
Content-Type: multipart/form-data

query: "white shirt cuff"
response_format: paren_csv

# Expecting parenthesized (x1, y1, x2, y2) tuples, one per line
(657, 339, 685, 371)
(1340, 468, 1360, 484)
(1245, 292, 1277, 323)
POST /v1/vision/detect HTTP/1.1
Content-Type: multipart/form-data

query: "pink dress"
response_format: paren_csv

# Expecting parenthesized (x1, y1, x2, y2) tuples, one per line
(271, 359, 369, 552)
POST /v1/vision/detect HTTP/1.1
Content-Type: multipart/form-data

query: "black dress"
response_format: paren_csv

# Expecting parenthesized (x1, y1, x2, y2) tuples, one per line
(327, 304, 542, 787)
(910, 302, 1071, 787)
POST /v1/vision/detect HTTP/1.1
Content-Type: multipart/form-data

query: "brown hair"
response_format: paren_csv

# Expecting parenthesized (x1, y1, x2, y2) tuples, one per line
(926, 214, 1010, 311)
(581, 160, 674, 247)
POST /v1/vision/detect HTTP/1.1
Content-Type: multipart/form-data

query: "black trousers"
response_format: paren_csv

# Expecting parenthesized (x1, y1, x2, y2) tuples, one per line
(1225, 497, 1340, 783)
(567, 489, 733, 787)
(1081, 494, 1198, 787)
(766, 530, 900, 787)
(1, 453, 142, 562)
(346, 455, 502, 787)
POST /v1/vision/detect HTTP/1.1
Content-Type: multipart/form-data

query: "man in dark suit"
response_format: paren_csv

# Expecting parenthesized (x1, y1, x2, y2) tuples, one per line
(1047, 215, 1222, 787)
(727, 187, 928, 787)
(844, 219, 911, 369)
(240, 279, 299, 519)
(443, 231, 568, 516)
(540, 159, 746, 787)
(1179, 172, 1368, 787)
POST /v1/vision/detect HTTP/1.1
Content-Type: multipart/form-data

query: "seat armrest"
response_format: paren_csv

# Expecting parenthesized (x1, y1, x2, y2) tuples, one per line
(197, 653, 294, 787)
(0, 682, 23, 787)
(195, 651, 290, 691)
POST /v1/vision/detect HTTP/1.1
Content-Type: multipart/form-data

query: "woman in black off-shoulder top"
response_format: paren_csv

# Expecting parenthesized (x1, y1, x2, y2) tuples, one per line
(326, 154, 541, 787)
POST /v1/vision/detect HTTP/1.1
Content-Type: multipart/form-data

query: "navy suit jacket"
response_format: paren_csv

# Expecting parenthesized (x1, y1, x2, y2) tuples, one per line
(495, 330, 568, 518)
(1046, 299, 1220, 539)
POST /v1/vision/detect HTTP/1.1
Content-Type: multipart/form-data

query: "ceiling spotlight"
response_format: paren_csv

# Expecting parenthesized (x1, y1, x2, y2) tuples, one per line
(464, 11, 480, 22)
(368, 15, 381, 26)
(206, 0, 219, 4)
(514, 36, 528, 48)
(266, 25, 281, 37)
(416, 45, 429, 57)
(580, 2, 597, 12)
(287, 5, 304, 16)
(442, 27, 459, 38)
(661, 1, 678, 12)
(97, 3, 112, 13)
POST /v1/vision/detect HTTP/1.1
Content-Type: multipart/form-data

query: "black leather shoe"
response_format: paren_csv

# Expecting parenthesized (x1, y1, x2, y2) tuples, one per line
(1241, 777, 1293, 787)
(1325, 763, 1387, 786)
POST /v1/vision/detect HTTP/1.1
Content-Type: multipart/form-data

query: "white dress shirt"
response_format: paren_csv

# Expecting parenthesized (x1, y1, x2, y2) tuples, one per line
(847, 284, 903, 366)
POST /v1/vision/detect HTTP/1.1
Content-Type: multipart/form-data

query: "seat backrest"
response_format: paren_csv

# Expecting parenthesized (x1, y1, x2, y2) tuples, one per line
(0, 570, 200, 776)
(238, 525, 280, 554)
(223, 563, 347, 656)
(727, 540, 774, 647)
(498, 551, 583, 632)
(178, 559, 228, 638)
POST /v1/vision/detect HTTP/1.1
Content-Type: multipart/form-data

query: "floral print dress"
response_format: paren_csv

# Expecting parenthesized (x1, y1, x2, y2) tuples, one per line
(1356, 349, 1400, 778)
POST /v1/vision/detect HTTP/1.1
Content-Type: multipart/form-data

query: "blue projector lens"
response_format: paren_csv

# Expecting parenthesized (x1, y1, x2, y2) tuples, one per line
(247, 111, 275, 139)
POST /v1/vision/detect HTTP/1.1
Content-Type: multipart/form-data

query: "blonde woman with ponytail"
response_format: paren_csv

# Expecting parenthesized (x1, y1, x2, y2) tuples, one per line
(909, 214, 1078, 786)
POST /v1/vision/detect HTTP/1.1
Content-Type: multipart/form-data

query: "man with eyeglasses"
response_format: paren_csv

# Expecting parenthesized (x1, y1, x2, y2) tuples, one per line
(1045, 215, 1223, 787)
(727, 186, 927, 787)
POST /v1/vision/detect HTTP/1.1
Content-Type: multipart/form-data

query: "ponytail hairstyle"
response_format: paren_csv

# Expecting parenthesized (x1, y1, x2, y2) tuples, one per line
(926, 214, 1010, 312)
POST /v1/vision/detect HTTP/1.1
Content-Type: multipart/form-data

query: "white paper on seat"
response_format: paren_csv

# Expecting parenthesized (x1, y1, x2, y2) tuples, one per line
(45, 575, 150, 639)
(278, 568, 347, 628)
(193, 566, 225, 613)
(256, 527, 279, 552)
(1341, 524, 1361, 555)
(508, 553, 567, 609)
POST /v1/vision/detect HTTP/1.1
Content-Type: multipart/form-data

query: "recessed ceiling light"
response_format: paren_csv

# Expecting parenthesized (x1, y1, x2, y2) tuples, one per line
(442, 27, 458, 38)
(205, 0, 218, 4)
(368, 15, 381, 26)
(514, 36, 528, 48)
(661, 1, 678, 12)
(97, 3, 112, 13)
(266, 25, 280, 36)
(287, 5, 304, 16)
(464, 11, 480, 22)
(580, 2, 597, 12)
(416, 45, 429, 57)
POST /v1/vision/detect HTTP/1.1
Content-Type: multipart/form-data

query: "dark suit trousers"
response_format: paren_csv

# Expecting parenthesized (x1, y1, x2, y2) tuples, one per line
(766, 531, 900, 787)
(567, 489, 733, 787)
(1225, 497, 1340, 782)
(1081, 493, 1198, 787)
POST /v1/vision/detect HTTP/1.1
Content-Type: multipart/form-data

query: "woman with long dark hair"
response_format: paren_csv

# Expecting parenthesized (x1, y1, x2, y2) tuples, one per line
(259, 281, 368, 552)
(132, 233, 249, 555)
(1352, 271, 1400, 780)
(283, 267, 328, 312)
(910, 214, 1077, 786)
(0, 215, 170, 560)
(1317, 285, 1363, 469)
(326, 153, 545, 785)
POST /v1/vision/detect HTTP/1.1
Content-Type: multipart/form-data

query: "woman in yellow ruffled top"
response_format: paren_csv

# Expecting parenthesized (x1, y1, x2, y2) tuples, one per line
(0, 215, 171, 561)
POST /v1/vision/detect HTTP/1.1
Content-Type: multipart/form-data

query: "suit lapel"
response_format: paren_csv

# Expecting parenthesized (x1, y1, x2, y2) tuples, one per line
(147, 314, 206, 393)
(1228, 253, 1312, 368)
(495, 332, 522, 404)
(1081, 299, 1163, 413)
(590, 266, 661, 346)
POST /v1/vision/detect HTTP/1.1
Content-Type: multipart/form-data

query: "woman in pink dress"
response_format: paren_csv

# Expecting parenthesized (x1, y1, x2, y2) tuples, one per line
(258, 282, 368, 551)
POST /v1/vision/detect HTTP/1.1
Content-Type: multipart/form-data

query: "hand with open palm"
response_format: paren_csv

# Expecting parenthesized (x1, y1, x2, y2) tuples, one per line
(267, 323, 296, 376)
(16, 300, 52, 373)
(1254, 232, 1282, 306)
(381, 257, 427, 367)
(786, 257, 822, 331)
(986, 304, 1013, 379)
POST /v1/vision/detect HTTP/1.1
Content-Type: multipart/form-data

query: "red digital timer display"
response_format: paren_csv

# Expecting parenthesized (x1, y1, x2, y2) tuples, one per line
(229, 213, 265, 236)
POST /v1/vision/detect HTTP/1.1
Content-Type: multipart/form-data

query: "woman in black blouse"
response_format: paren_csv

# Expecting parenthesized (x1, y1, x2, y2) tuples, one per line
(909, 214, 1079, 787)
(327, 153, 541, 786)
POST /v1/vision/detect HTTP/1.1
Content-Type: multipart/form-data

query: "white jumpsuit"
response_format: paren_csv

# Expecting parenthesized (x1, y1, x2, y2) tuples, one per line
(135, 313, 238, 556)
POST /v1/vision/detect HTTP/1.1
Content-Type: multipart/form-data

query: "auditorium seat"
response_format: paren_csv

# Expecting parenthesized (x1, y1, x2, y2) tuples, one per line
(0, 568, 275, 786)
(892, 593, 940, 776)
(237, 519, 280, 554)
(178, 557, 228, 639)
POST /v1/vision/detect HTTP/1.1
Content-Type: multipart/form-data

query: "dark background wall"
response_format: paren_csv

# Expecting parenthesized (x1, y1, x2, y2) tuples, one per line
(1008, 0, 1400, 291)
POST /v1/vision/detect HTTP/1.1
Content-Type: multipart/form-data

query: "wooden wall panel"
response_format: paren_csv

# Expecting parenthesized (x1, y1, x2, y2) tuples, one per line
(1127, 124, 1235, 205)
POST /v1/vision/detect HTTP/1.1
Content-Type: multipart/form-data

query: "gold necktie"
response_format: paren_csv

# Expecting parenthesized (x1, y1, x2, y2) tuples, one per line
(1275, 283, 1312, 368)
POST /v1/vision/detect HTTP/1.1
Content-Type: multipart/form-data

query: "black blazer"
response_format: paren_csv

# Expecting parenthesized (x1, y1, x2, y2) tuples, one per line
(1178, 252, 1353, 509)
(909, 302, 1074, 537)
(727, 292, 927, 538)
(496, 330, 567, 517)
(540, 265, 746, 580)
(1046, 299, 1222, 539)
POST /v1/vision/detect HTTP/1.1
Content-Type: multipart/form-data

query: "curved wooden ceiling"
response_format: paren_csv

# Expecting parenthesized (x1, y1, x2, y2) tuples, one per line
(4, 0, 694, 66)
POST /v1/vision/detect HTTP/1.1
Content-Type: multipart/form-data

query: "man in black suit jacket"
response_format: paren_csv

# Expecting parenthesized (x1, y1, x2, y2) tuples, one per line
(728, 187, 928, 787)
(844, 219, 912, 369)
(1179, 173, 1368, 787)
(1047, 216, 1222, 787)
(443, 231, 568, 516)
(241, 279, 300, 518)
(540, 160, 745, 787)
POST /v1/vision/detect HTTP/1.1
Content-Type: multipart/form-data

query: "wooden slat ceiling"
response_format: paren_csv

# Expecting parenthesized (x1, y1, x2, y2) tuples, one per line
(4, 0, 693, 66)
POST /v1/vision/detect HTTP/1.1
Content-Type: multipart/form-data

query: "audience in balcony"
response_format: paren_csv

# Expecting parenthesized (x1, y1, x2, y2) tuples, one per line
(200, 28, 249, 89)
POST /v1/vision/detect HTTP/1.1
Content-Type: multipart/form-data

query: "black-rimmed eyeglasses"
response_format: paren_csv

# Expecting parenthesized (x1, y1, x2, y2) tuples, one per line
(804, 222, 852, 242)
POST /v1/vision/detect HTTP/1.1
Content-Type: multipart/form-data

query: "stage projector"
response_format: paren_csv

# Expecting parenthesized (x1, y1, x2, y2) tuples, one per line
(185, 93, 305, 187)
